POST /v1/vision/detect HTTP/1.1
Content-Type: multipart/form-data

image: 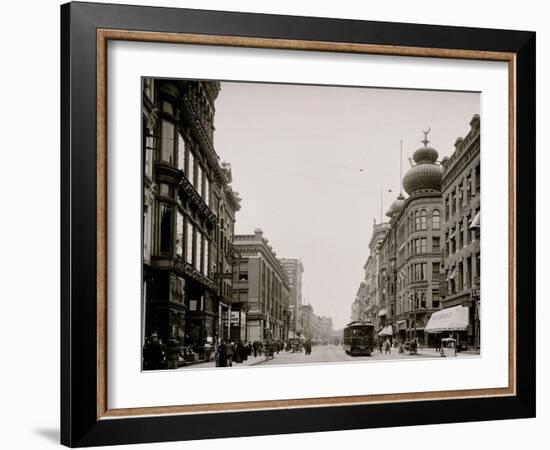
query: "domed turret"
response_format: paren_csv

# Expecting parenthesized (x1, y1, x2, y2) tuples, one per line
(386, 193, 406, 218)
(403, 129, 442, 195)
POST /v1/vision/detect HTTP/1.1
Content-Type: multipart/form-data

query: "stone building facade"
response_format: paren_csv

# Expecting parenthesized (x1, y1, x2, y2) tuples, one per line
(142, 78, 241, 355)
(233, 229, 291, 342)
(280, 258, 304, 337)
(440, 115, 481, 348)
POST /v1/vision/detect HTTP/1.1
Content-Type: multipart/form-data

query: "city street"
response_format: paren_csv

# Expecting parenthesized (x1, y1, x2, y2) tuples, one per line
(179, 344, 479, 370)
(257, 344, 479, 366)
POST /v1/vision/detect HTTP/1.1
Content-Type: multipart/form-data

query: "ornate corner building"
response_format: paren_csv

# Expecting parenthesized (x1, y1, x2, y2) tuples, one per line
(142, 78, 241, 354)
(354, 117, 481, 350)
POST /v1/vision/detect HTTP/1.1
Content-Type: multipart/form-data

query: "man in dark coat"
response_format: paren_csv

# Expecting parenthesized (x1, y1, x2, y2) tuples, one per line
(216, 341, 227, 367)
(225, 341, 235, 367)
(143, 332, 164, 370)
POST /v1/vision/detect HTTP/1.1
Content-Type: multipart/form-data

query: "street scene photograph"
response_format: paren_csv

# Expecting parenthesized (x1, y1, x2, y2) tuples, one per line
(141, 78, 481, 371)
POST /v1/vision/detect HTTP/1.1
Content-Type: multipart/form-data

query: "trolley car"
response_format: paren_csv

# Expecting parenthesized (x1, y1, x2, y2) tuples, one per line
(343, 321, 375, 356)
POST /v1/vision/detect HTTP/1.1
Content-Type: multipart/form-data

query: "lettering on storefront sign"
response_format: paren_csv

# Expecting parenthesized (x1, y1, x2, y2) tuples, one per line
(222, 311, 240, 326)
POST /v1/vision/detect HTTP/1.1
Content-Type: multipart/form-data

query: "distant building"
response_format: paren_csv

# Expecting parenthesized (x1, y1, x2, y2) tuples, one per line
(440, 115, 481, 348)
(300, 304, 316, 340)
(233, 229, 290, 342)
(350, 281, 368, 322)
(280, 258, 304, 337)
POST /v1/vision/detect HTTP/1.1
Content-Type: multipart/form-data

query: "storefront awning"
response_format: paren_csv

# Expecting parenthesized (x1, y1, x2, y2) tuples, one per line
(378, 308, 387, 317)
(378, 325, 393, 336)
(397, 320, 407, 331)
(425, 305, 469, 333)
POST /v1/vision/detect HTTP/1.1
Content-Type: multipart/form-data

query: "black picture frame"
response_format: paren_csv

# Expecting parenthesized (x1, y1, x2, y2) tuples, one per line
(61, 1, 535, 447)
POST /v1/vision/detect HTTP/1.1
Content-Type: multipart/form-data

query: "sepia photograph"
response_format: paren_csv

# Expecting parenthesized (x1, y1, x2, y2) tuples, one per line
(141, 78, 481, 371)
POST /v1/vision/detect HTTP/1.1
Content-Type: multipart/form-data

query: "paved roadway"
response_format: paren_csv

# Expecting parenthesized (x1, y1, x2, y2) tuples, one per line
(177, 344, 479, 370)
(257, 344, 479, 366)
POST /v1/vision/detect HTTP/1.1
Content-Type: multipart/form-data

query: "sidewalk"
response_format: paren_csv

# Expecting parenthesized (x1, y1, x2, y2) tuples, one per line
(416, 348, 481, 358)
(177, 353, 272, 370)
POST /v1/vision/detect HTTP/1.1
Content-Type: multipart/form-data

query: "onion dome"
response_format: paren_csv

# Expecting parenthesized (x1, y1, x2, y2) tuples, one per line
(403, 130, 442, 195)
(385, 202, 395, 218)
(386, 193, 406, 218)
(391, 193, 406, 214)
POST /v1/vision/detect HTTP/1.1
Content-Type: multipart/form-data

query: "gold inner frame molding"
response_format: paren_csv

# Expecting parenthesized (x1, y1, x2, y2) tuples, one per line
(96, 28, 516, 420)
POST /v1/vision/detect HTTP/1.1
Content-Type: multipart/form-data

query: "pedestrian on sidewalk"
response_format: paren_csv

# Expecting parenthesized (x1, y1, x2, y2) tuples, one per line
(216, 341, 227, 367)
(224, 341, 235, 367)
(166, 338, 183, 369)
(384, 339, 391, 354)
(252, 341, 258, 358)
(143, 332, 165, 370)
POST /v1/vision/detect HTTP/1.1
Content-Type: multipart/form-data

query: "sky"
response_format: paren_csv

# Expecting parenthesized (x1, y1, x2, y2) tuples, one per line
(213, 81, 479, 330)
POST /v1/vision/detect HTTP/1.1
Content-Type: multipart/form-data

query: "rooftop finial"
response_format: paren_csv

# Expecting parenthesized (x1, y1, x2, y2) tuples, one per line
(421, 128, 431, 147)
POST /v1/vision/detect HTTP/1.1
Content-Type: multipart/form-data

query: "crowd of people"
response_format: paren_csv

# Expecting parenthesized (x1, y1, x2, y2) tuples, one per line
(143, 332, 317, 370)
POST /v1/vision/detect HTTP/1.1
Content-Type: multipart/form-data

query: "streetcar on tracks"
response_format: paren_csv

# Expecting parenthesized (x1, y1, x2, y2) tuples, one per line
(343, 321, 375, 356)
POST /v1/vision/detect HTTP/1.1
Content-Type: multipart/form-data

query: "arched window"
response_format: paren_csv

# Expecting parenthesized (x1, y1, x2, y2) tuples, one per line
(432, 209, 440, 230)
(415, 211, 420, 230)
(420, 210, 427, 230)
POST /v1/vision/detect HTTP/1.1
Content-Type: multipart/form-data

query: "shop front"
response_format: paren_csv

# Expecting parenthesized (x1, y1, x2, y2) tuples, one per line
(425, 305, 470, 350)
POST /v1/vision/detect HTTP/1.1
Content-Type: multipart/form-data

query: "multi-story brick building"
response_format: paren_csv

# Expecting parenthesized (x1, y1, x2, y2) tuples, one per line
(280, 258, 304, 337)
(142, 78, 241, 358)
(233, 229, 290, 342)
(439, 115, 481, 348)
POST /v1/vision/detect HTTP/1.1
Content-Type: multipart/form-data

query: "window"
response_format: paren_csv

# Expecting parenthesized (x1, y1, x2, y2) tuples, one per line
(432, 262, 440, 277)
(420, 237, 427, 253)
(204, 239, 209, 276)
(162, 101, 173, 114)
(460, 221, 465, 248)
(475, 164, 481, 193)
(415, 239, 420, 255)
(445, 197, 449, 220)
(196, 232, 203, 272)
(177, 133, 186, 171)
(415, 211, 420, 230)
(432, 209, 440, 230)
(421, 263, 427, 280)
(451, 190, 457, 215)
(170, 275, 186, 304)
(143, 205, 149, 254)
(432, 300, 440, 309)
(204, 177, 210, 206)
(465, 256, 472, 288)
(420, 210, 427, 230)
(187, 150, 195, 185)
(186, 222, 193, 264)
(197, 164, 203, 195)
(159, 183, 170, 197)
(432, 236, 440, 252)
(160, 120, 175, 164)
(176, 211, 184, 257)
(239, 272, 248, 281)
(465, 175, 472, 202)
(159, 203, 172, 254)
